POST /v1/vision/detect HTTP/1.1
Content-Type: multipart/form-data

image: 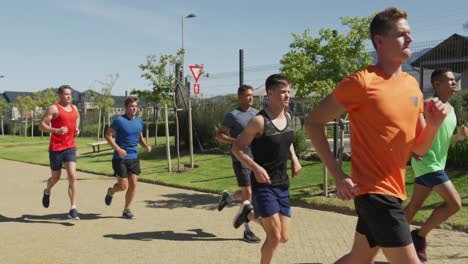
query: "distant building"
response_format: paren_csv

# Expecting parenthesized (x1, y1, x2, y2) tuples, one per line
(410, 34, 467, 97)
(0, 88, 147, 121)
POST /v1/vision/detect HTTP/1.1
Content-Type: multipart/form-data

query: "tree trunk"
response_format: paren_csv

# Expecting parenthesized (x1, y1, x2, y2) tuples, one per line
(174, 104, 181, 171)
(1, 115, 4, 136)
(24, 117, 27, 137)
(97, 108, 102, 141)
(154, 107, 159, 146)
(164, 104, 172, 173)
(102, 114, 106, 141)
(31, 110, 34, 138)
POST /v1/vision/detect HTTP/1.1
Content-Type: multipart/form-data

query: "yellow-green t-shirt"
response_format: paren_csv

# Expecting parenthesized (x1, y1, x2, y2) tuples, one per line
(411, 106, 456, 176)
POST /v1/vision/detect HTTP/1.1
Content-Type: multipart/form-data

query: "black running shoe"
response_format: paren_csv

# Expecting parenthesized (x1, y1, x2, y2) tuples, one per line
(218, 190, 230, 211)
(42, 189, 50, 208)
(105, 187, 113, 206)
(243, 230, 261, 243)
(411, 229, 427, 263)
(233, 201, 253, 229)
(68, 208, 80, 220)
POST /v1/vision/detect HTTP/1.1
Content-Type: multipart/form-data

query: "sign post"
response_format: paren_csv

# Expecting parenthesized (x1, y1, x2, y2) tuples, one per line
(189, 65, 204, 95)
(188, 64, 204, 168)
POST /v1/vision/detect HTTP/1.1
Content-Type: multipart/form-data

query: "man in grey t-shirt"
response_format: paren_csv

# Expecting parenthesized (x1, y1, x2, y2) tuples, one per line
(215, 84, 260, 243)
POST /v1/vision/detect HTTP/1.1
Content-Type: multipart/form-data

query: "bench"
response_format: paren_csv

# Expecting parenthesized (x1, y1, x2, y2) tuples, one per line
(88, 141, 109, 153)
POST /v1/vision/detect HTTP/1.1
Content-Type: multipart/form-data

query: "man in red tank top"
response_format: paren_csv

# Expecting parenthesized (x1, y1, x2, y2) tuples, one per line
(39, 85, 81, 219)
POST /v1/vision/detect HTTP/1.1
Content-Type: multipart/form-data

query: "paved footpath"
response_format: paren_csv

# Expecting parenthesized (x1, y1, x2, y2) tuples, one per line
(1, 159, 467, 264)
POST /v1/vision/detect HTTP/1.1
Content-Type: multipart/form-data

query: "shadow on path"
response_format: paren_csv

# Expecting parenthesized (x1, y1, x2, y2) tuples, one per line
(0, 214, 74, 226)
(104, 228, 242, 242)
(144, 193, 219, 210)
(0, 212, 121, 226)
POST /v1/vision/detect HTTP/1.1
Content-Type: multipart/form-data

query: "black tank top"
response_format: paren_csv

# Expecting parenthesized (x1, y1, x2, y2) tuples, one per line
(251, 110, 294, 189)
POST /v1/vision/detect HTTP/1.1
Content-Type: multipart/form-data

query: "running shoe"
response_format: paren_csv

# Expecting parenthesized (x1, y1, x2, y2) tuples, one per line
(122, 209, 135, 220)
(233, 201, 253, 229)
(411, 229, 427, 263)
(68, 208, 80, 220)
(243, 230, 261, 243)
(217, 190, 230, 211)
(42, 189, 50, 208)
(104, 187, 113, 206)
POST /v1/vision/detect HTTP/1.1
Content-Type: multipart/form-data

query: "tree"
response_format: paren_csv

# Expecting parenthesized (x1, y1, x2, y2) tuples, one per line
(15, 95, 35, 137)
(280, 15, 373, 104)
(33, 88, 58, 138)
(131, 50, 183, 146)
(0, 97, 10, 135)
(88, 74, 118, 141)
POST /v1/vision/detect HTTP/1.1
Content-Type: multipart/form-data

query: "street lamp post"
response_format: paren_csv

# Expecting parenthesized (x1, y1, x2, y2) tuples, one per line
(182, 13, 196, 52)
(181, 13, 196, 84)
(181, 13, 196, 169)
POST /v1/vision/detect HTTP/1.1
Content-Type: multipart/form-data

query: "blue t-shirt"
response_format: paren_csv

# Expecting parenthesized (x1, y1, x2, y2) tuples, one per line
(111, 115, 144, 160)
(222, 107, 259, 161)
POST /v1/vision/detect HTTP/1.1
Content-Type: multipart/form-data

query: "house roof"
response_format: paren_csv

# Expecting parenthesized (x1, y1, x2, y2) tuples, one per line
(410, 34, 468, 73)
(0, 89, 138, 108)
(2, 91, 34, 104)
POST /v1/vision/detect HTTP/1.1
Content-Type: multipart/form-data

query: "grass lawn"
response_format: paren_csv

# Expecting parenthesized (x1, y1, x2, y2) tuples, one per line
(0, 135, 467, 232)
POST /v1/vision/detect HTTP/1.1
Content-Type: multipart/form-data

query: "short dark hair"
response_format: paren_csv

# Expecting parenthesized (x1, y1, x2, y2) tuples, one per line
(124, 95, 138, 107)
(265, 74, 290, 91)
(370, 7, 407, 49)
(58, 85, 72, 95)
(431, 68, 452, 85)
(237, 84, 253, 96)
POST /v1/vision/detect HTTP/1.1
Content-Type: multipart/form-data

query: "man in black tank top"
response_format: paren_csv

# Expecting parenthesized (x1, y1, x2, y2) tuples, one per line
(231, 74, 302, 264)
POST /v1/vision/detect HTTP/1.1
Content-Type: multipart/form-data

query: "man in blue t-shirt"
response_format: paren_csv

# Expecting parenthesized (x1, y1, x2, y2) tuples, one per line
(104, 96, 151, 219)
(215, 84, 260, 243)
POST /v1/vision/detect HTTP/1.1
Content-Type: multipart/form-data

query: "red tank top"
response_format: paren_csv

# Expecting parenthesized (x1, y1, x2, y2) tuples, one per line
(49, 103, 78, 151)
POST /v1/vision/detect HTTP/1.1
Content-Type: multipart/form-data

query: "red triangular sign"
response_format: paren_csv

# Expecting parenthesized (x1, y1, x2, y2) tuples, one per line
(189, 65, 204, 83)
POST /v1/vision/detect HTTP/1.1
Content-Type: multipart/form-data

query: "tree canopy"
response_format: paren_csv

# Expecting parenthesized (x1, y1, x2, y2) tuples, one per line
(280, 16, 373, 104)
(131, 49, 184, 107)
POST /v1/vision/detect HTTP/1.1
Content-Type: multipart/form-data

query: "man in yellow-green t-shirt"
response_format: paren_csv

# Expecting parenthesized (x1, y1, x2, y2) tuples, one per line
(405, 68, 468, 263)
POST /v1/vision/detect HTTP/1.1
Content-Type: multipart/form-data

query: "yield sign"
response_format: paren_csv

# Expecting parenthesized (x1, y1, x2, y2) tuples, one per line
(189, 65, 204, 83)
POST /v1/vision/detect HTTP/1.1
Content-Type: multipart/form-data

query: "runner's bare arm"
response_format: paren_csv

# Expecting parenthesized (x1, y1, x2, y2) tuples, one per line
(139, 132, 151, 152)
(39, 104, 64, 134)
(450, 125, 468, 145)
(105, 127, 126, 158)
(305, 94, 358, 200)
(215, 126, 235, 145)
(413, 98, 449, 156)
(73, 105, 80, 137)
(232, 116, 271, 184)
(289, 144, 302, 177)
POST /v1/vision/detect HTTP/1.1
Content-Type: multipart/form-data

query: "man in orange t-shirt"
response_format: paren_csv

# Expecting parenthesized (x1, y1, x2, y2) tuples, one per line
(39, 85, 81, 220)
(305, 7, 449, 264)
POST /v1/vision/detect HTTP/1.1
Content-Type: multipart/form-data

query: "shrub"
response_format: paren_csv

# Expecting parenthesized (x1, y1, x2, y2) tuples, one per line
(447, 91, 468, 169)
(179, 97, 236, 151)
(294, 128, 309, 155)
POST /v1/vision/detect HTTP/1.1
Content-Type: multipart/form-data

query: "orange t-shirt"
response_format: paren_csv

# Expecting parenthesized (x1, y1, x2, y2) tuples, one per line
(333, 65, 423, 200)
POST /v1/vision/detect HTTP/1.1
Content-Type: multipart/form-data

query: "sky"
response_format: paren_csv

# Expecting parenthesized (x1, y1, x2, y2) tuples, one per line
(1, 0, 467, 97)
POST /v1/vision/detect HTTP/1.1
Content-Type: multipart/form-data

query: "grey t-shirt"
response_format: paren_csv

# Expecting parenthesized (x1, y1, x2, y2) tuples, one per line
(222, 107, 259, 162)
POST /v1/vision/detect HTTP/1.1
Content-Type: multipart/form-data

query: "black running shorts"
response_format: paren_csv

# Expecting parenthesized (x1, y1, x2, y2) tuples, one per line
(112, 158, 141, 178)
(232, 161, 251, 187)
(354, 193, 412, 248)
